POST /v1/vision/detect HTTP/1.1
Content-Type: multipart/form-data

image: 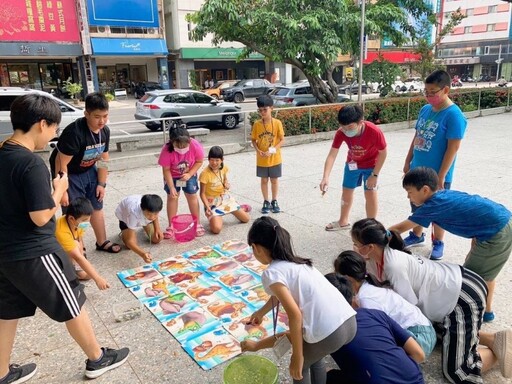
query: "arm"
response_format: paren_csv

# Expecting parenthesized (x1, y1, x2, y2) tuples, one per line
(67, 245, 109, 290)
(403, 337, 425, 363)
(199, 182, 212, 217)
(403, 134, 417, 173)
(252, 139, 267, 158)
(96, 152, 109, 202)
(388, 219, 417, 235)
(319, 147, 339, 192)
(151, 218, 163, 242)
(29, 173, 68, 227)
(54, 152, 73, 206)
(366, 148, 387, 189)
(437, 139, 462, 188)
(181, 159, 203, 181)
(162, 167, 178, 198)
(122, 228, 152, 263)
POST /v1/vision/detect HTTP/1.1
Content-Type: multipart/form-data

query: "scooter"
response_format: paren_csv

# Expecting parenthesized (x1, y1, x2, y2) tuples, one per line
(451, 78, 463, 87)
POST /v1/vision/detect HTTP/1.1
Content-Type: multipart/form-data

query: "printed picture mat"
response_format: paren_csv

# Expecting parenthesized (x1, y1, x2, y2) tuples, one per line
(210, 195, 241, 217)
(117, 240, 286, 370)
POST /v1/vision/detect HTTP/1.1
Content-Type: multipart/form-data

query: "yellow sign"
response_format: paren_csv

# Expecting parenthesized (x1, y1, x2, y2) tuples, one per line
(345, 67, 354, 80)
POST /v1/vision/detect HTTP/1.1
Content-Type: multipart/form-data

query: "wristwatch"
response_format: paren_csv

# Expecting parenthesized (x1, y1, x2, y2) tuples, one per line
(97, 182, 107, 188)
(371, 173, 378, 177)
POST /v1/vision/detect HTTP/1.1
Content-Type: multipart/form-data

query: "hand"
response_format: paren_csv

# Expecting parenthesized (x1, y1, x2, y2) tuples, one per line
(241, 340, 259, 352)
(53, 172, 69, 194)
(141, 252, 152, 263)
(224, 182, 231, 190)
(95, 277, 110, 290)
(319, 179, 329, 195)
(205, 208, 213, 218)
(365, 175, 378, 189)
(438, 176, 446, 190)
(244, 310, 263, 326)
(96, 185, 106, 202)
(180, 172, 191, 181)
(60, 191, 70, 207)
(403, 162, 411, 174)
(289, 353, 304, 380)
(155, 230, 164, 242)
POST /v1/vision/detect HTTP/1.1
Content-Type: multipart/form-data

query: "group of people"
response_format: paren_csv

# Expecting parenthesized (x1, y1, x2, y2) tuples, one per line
(0, 68, 511, 384)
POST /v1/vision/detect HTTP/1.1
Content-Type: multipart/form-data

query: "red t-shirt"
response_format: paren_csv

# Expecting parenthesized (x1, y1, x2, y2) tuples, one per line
(331, 121, 387, 169)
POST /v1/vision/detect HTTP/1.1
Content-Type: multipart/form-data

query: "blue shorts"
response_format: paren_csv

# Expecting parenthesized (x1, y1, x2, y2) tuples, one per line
(164, 175, 199, 195)
(67, 167, 103, 210)
(407, 324, 437, 358)
(342, 164, 374, 190)
(410, 181, 451, 212)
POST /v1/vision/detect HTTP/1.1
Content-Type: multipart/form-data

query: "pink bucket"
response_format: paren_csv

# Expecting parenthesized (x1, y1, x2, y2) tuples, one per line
(171, 214, 197, 243)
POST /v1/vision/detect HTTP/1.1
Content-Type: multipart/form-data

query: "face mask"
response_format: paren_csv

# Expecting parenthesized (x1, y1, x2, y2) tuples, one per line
(344, 129, 359, 138)
(174, 146, 190, 155)
(78, 222, 90, 230)
(426, 95, 443, 107)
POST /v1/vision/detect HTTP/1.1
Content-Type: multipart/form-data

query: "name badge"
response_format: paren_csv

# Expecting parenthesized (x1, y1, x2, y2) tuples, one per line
(348, 161, 358, 171)
(176, 180, 187, 188)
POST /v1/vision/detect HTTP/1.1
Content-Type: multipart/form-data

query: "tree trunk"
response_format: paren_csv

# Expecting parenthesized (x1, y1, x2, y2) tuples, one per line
(305, 74, 337, 104)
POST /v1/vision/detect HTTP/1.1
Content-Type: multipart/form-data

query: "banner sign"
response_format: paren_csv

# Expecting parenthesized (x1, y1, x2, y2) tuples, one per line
(87, 0, 159, 27)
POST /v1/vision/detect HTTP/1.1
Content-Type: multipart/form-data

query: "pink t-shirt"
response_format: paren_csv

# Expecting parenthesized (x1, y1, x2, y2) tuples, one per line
(158, 138, 204, 178)
(331, 121, 386, 169)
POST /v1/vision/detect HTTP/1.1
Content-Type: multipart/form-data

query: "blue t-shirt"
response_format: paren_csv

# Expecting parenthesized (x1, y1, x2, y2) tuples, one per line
(411, 104, 467, 182)
(330, 308, 424, 384)
(410, 190, 511, 241)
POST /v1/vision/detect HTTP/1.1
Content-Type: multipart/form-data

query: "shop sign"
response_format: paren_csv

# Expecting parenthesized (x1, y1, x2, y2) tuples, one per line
(181, 48, 265, 60)
(87, 0, 159, 28)
(440, 57, 480, 65)
(91, 38, 168, 55)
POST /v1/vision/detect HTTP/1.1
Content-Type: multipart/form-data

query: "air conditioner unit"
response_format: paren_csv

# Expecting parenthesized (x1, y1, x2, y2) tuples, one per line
(97, 26, 110, 33)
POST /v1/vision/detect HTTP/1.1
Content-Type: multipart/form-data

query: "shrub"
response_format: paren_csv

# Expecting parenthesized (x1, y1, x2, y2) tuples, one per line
(105, 93, 115, 102)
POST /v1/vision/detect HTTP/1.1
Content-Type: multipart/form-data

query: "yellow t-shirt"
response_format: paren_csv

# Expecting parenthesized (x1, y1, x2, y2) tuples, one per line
(55, 215, 83, 252)
(199, 165, 229, 204)
(251, 118, 285, 167)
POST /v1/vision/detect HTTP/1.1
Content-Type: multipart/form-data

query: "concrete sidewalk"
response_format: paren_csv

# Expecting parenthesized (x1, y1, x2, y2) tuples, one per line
(12, 113, 512, 383)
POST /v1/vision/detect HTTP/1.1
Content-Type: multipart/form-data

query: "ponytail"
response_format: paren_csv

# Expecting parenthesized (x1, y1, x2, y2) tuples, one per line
(334, 250, 391, 288)
(351, 218, 411, 254)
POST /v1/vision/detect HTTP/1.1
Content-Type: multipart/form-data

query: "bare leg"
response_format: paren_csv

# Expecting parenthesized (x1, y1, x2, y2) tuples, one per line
(411, 224, 424, 237)
(232, 209, 250, 223)
(184, 193, 200, 220)
(432, 224, 445, 241)
(270, 178, 279, 201)
(65, 308, 102, 361)
(0, 319, 18, 378)
(476, 333, 499, 373)
(143, 223, 162, 244)
(485, 280, 496, 313)
(90, 209, 107, 245)
(363, 189, 378, 218)
(208, 216, 223, 234)
(166, 193, 179, 226)
(338, 188, 354, 226)
(260, 177, 269, 201)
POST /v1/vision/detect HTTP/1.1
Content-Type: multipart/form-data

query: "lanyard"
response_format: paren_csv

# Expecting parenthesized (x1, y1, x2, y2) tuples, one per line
(89, 129, 103, 154)
(66, 217, 78, 241)
(271, 297, 280, 338)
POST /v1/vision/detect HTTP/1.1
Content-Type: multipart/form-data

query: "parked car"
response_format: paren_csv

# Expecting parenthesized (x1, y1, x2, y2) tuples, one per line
(203, 80, 238, 99)
(134, 81, 163, 99)
(338, 81, 374, 95)
(0, 87, 83, 141)
(221, 79, 276, 103)
(403, 77, 424, 92)
(134, 89, 242, 131)
(271, 82, 349, 106)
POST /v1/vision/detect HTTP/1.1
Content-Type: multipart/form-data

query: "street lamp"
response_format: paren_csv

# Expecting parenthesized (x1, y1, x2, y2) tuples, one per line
(358, 0, 366, 103)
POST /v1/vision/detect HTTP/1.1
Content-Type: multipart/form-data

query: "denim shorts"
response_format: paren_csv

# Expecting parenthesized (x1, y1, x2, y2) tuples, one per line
(67, 167, 103, 210)
(407, 324, 437, 358)
(342, 163, 374, 190)
(410, 181, 451, 212)
(164, 175, 199, 195)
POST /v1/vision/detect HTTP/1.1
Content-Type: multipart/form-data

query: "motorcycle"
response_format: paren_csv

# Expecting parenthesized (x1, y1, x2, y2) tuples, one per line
(451, 78, 463, 87)
(461, 74, 474, 83)
(477, 74, 491, 82)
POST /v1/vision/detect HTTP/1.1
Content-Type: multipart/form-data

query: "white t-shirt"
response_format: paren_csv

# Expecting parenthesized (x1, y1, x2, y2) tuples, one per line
(357, 282, 431, 329)
(367, 247, 462, 322)
(262, 260, 356, 343)
(115, 195, 153, 230)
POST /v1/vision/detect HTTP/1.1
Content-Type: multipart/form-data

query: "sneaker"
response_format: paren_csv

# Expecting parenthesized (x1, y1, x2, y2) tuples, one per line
(492, 329, 512, 378)
(483, 311, 495, 323)
(271, 200, 281, 213)
(85, 347, 130, 379)
(261, 200, 271, 214)
(403, 231, 426, 248)
(0, 363, 37, 384)
(430, 240, 444, 260)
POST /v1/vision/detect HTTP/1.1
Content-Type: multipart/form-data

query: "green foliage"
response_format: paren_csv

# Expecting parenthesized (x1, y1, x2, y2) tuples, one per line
(188, 0, 431, 103)
(188, 71, 201, 91)
(105, 93, 115, 102)
(363, 55, 404, 93)
(62, 78, 83, 99)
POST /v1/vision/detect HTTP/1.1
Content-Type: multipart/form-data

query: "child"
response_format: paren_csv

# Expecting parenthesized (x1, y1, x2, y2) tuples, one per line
(251, 95, 285, 214)
(402, 69, 467, 260)
(334, 250, 436, 358)
(115, 194, 164, 263)
(324, 274, 425, 384)
(390, 167, 512, 322)
(198, 146, 250, 234)
(320, 105, 387, 231)
(55, 197, 109, 290)
(351, 217, 512, 383)
(241, 217, 356, 384)
(158, 126, 205, 238)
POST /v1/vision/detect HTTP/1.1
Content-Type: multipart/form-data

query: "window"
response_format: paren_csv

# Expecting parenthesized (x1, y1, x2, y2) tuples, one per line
(110, 27, 125, 34)
(192, 93, 212, 104)
(164, 93, 192, 103)
(488, 5, 497, 13)
(466, 9, 473, 16)
(484, 46, 490, 55)
(487, 24, 495, 32)
(254, 80, 263, 87)
(464, 26, 472, 33)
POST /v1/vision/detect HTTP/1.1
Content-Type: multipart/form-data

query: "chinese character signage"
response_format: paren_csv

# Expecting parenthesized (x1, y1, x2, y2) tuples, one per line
(87, 0, 159, 27)
(0, 0, 79, 42)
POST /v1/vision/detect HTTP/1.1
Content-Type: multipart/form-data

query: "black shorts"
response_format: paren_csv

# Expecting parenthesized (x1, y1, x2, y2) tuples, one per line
(119, 220, 129, 231)
(0, 251, 86, 322)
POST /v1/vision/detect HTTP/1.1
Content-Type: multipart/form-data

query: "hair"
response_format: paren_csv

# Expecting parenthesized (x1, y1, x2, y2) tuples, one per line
(338, 105, 363, 125)
(66, 197, 93, 219)
(85, 92, 109, 112)
(334, 250, 390, 288)
(351, 218, 410, 254)
(141, 194, 163, 213)
(166, 126, 191, 152)
(256, 95, 273, 108)
(10, 93, 62, 133)
(425, 70, 451, 89)
(324, 273, 354, 303)
(247, 216, 312, 266)
(208, 145, 224, 160)
(402, 167, 439, 191)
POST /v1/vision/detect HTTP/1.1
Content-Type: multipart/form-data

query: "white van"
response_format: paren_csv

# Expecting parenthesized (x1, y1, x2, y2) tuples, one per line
(0, 87, 83, 140)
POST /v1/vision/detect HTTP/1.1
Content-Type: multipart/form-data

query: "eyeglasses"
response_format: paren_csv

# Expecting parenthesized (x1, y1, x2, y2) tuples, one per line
(257, 107, 270, 113)
(55, 126, 61, 136)
(422, 88, 443, 97)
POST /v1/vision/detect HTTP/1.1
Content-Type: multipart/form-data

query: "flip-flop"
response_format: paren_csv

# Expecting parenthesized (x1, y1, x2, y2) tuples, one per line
(196, 224, 206, 237)
(240, 204, 252, 213)
(163, 226, 174, 240)
(325, 221, 351, 231)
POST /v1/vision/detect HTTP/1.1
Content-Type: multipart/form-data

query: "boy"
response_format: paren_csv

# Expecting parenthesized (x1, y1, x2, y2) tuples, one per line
(390, 167, 512, 322)
(402, 70, 467, 260)
(320, 105, 387, 230)
(115, 194, 164, 263)
(324, 273, 425, 384)
(0, 94, 128, 382)
(55, 197, 109, 290)
(51, 92, 121, 254)
(251, 95, 285, 214)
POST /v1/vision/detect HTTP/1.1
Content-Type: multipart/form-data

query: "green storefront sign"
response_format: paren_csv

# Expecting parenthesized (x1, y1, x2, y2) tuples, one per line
(181, 47, 265, 60)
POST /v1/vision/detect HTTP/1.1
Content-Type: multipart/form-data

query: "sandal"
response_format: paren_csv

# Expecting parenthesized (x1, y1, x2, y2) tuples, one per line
(240, 204, 252, 213)
(196, 224, 206, 237)
(325, 221, 351, 231)
(95, 240, 121, 253)
(163, 226, 174, 240)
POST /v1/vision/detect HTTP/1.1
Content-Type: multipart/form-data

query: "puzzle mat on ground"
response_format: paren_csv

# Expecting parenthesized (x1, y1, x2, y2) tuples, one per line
(117, 240, 289, 370)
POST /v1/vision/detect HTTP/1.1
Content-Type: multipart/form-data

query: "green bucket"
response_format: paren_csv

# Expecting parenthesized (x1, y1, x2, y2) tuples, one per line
(223, 355, 278, 384)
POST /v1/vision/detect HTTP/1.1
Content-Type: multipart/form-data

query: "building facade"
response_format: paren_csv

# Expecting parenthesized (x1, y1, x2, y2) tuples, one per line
(438, 0, 512, 80)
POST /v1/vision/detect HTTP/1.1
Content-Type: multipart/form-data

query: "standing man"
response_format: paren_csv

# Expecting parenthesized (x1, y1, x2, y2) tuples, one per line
(51, 92, 121, 253)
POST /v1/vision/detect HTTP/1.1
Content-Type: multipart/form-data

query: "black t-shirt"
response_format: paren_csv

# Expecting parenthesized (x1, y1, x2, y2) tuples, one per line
(50, 117, 110, 175)
(0, 143, 62, 262)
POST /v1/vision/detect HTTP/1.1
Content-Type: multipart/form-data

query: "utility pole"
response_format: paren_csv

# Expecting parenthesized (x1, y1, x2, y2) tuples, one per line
(496, 44, 503, 80)
(358, 0, 366, 103)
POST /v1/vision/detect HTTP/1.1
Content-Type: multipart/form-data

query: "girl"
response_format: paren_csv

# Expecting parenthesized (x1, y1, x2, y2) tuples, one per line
(199, 146, 250, 234)
(158, 126, 205, 238)
(241, 217, 357, 384)
(350, 218, 512, 383)
(334, 250, 435, 358)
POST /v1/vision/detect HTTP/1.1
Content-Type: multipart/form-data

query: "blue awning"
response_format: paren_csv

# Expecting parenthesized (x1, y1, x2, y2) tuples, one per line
(91, 38, 168, 56)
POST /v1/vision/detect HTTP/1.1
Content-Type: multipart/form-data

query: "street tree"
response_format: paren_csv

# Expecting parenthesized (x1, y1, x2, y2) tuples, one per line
(363, 54, 404, 96)
(187, 0, 432, 103)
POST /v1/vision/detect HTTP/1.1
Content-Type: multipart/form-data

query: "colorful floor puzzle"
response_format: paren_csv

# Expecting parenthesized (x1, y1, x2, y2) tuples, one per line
(117, 239, 287, 370)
